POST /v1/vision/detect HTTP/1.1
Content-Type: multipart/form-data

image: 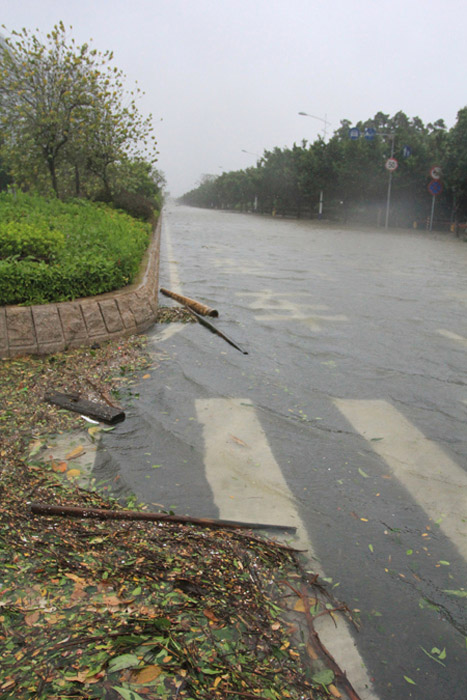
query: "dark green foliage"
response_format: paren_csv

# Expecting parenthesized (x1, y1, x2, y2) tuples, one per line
(0, 192, 150, 305)
(112, 189, 157, 223)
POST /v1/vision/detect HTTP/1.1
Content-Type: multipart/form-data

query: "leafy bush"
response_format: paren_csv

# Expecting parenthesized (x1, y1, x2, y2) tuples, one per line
(112, 189, 157, 223)
(0, 192, 151, 305)
(0, 221, 65, 262)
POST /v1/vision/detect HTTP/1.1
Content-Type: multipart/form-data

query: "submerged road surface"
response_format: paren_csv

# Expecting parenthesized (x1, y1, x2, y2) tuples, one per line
(94, 204, 467, 699)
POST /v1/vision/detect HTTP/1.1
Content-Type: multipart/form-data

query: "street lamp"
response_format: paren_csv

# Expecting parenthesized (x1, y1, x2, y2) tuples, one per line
(241, 149, 261, 158)
(298, 111, 331, 140)
(298, 111, 331, 219)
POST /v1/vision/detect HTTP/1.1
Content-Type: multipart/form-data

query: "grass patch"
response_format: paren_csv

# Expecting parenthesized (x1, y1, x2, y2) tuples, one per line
(0, 192, 152, 305)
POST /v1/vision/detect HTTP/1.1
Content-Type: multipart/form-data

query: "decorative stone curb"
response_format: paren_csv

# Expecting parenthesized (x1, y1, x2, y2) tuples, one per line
(0, 216, 161, 359)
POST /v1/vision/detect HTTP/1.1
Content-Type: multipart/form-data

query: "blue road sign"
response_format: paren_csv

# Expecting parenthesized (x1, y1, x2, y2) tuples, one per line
(428, 180, 442, 196)
(364, 127, 376, 141)
(349, 128, 360, 140)
(402, 145, 412, 158)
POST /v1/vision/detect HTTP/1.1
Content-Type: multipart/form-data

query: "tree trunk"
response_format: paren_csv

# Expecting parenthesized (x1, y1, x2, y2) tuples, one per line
(47, 156, 59, 197)
(74, 164, 81, 197)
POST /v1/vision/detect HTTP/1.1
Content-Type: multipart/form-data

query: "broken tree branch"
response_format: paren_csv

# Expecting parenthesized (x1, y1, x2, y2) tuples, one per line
(30, 503, 297, 534)
(187, 308, 248, 354)
(44, 392, 125, 425)
(160, 287, 219, 317)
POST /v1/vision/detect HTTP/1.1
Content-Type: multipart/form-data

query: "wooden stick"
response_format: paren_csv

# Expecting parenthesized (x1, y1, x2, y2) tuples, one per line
(44, 392, 125, 425)
(187, 309, 248, 355)
(160, 287, 219, 317)
(30, 503, 296, 533)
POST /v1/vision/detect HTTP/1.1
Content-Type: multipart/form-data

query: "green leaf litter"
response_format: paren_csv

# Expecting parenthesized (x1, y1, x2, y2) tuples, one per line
(0, 334, 352, 699)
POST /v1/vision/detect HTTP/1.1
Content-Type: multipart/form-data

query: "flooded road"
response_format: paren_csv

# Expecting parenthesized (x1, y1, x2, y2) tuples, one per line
(94, 204, 467, 699)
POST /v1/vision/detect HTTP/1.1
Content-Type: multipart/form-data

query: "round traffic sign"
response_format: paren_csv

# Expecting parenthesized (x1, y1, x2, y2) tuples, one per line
(385, 158, 398, 171)
(430, 165, 442, 180)
(349, 127, 360, 140)
(428, 179, 443, 196)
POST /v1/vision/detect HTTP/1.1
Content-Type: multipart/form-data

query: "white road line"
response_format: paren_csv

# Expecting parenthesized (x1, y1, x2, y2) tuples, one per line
(334, 399, 467, 561)
(151, 212, 187, 346)
(161, 213, 182, 294)
(196, 397, 379, 700)
(437, 329, 467, 347)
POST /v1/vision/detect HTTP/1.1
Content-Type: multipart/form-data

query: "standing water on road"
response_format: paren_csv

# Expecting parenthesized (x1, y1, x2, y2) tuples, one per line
(94, 204, 467, 699)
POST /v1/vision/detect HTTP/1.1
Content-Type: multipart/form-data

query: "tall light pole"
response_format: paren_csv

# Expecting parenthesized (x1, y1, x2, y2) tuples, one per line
(298, 111, 331, 219)
(298, 111, 331, 140)
(241, 149, 261, 159)
(383, 133, 396, 230)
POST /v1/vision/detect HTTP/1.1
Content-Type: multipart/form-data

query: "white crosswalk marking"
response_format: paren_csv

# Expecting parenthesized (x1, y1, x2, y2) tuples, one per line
(334, 399, 467, 560)
(196, 397, 379, 700)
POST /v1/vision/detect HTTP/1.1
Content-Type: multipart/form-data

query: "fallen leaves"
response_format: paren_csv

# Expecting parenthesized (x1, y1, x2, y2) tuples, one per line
(0, 335, 345, 700)
(65, 445, 86, 460)
(132, 664, 163, 683)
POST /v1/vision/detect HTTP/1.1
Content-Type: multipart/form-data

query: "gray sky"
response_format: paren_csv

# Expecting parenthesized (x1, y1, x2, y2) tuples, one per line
(2, 0, 466, 195)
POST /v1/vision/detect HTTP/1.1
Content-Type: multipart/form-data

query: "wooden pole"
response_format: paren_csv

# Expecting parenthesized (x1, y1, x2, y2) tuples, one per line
(160, 288, 219, 317)
(30, 502, 296, 534)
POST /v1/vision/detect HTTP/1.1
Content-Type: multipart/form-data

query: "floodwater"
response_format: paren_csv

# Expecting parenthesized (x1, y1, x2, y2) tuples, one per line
(94, 204, 467, 699)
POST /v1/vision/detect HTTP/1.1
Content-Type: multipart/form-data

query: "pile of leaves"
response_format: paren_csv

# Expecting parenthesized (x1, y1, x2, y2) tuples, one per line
(0, 335, 353, 699)
(0, 335, 152, 459)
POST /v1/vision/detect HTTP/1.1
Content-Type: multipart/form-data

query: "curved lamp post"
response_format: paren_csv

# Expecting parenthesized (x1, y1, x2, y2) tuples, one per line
(298, 111, 331, 140)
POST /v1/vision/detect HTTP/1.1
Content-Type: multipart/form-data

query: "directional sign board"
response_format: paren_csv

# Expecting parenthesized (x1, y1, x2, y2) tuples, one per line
(349, 127, 360, 140)
(385, 158, 398, 171)
(430, 165, 442, 180)
(364, 127, 376, 141)
(428, 179, 443, 196)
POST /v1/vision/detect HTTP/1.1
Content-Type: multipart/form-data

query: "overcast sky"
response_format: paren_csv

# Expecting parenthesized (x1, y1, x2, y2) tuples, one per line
(2, 0, 466, 195)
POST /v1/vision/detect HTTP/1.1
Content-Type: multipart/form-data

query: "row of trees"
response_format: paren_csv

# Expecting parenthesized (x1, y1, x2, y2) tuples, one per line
(181, 110, 467, 228)
(0, 23, 164, 208)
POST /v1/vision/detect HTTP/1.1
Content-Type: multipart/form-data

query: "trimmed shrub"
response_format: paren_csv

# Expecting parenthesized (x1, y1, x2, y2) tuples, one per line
(0, 192, 151, 305)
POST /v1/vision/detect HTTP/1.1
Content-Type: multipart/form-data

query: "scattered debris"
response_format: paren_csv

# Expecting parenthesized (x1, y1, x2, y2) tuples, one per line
(0, 330, 358, 700)
(155, 305, 194, 323)
(160, 287, 219, 317)
(44, 391, 126, 425)
(188, 308, 248, 354)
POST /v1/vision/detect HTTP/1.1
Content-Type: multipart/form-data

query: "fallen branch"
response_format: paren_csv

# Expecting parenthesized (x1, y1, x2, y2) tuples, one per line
(30, 503, 296, 534)
(187, 308, 248, 354)
(84, 378, 122, 409)
(160, 287, 219, 317)
(44, 392, 125, 425)
(285, 579, 362, 700)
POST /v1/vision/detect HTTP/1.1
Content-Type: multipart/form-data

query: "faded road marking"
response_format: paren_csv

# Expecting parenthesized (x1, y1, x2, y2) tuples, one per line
(161, 214, 182, 294)
(196, 397, 379, 700)
(240, 289, 348, 329)
(437, 329, 467, 347)
(334, 399, 467, 560)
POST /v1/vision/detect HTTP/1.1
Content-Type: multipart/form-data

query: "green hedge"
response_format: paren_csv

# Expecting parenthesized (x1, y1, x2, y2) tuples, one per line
(0, 193, 151, 305)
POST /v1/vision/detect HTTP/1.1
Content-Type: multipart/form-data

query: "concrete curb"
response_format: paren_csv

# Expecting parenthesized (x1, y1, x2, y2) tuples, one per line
(0, 216, 161, 359)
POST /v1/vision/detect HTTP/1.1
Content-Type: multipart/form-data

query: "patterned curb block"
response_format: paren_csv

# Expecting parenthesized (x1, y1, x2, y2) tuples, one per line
(0, 216, 161, 359)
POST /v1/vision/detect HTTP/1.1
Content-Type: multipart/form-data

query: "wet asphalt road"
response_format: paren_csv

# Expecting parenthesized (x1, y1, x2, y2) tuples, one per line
(94, 204, 467, 699)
